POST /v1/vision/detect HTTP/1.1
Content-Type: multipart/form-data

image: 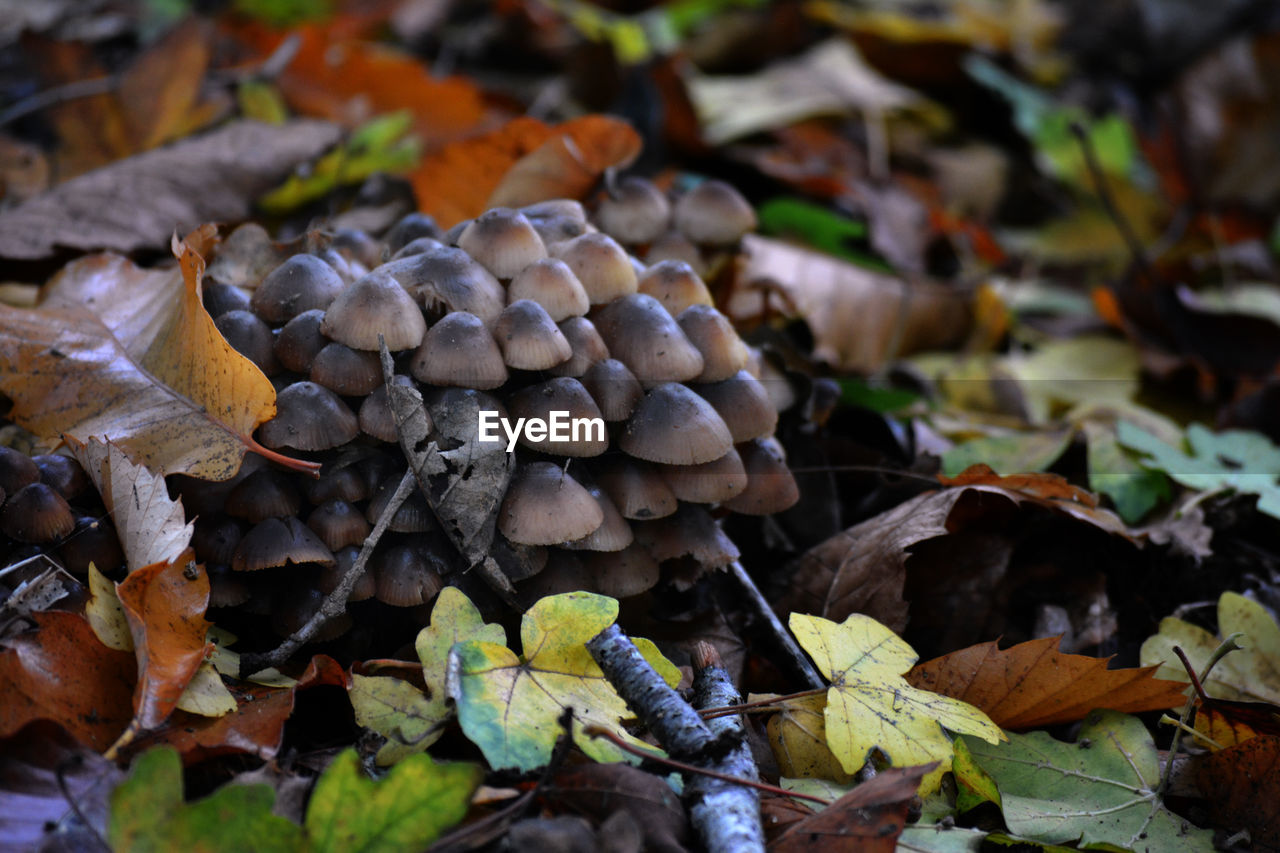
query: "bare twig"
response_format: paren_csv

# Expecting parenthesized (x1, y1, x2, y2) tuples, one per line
(1156, 634, 1245, 798)
(724, 561, 825, 690)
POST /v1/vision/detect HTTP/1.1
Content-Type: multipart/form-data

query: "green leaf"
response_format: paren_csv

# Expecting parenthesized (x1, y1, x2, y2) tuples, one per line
(789, 612, 1003, 795)
(448, 591, 679, 772)
(952, 737, 999, 814)
(757, 198, 888, 269)
(941, 430, 1073, 479)
(416, 586, 506, 700)
(1084, 422, 1170, 523)
(305, 749, 480, 853)
(349, 675, 443, 767)
(110, 747, 303, 852)
(837, 377, 921, 413)
(959, 710, 1213, 851)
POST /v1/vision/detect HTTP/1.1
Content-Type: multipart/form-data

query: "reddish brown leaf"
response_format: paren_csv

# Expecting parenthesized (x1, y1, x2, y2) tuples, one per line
(1196, 735, 1280, 851)
(938, 464, 1098, 506)
(116, 549, 213, 732)
(1194, 698, 1280, 751)
(0, 611, 136, 750)
(117, 18, 214, 152)
(905, 636, 1188, 729)
(544, 763, 689, 853)
(769, 765, 933, 852)
(487, 116, 643, 210)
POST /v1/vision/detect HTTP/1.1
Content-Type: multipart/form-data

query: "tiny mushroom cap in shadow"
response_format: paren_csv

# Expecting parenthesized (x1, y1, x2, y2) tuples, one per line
(644, 230, 706, 276)
(275, 309, 328, 374)
(689, 369, 778, 443)
(522, 199, 587, 222)
(366, 475, 434, 533)
(410, 311, 508, 390)
(379, 246, 505, 321)
(560, 485, 633, 552)
(306, 499, 372, 551)
(0, 446, 39, 495)
(320, 269, 426, 351)
(676, 304, 750, 382)
(506, 377, 608, 456)
(552, 232, 638, 304)
(373, 544, 443, 607)
(580, 358, 644, 421)
(508, 258, 590, 321)
(673, 179, 757, 246)
(620, 382, 733, 465)
(319, 546, 376, 602)
(310, 342, 384, 396)
(225, 468, 303, 523)
(232, 516, 335, 572)
(723, 437, 800, 515)
(594, 457, 678, 520)
(594, 176, 671, 245)
(637, 260, 713, 316)
(580, 542, 661, 598)
(34, 454, 90, 502)
(633, 502, 740, 568)
(492, 299, 573, 370)
(216, 310, 279, 376)
(591, 293, 704, 385)
(1, 482, 75, 543)
(251, 254, 345, 323)
(258, 381, 359, 451)
(358, 375, 416, 442)
(499, 462, 604, 546)
(458, 207, 548, 279)
(659, 447, 747, 504)
(549, 317, 609, 378)
(192, 513, 245, 566)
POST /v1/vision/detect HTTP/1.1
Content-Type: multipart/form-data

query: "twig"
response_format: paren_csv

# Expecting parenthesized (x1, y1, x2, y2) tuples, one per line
(1156, 634, 1245, 798)
(723, 561, 825, 690)
(698, 687, 828, 719)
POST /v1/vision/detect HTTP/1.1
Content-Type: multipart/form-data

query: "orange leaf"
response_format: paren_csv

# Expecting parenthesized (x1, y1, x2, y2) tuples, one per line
(938, 464, 1098, 506)
(905, 636, 1189, 729)
(0, 230, 315, 479)
(1196, 735, 1280, 851)
(116, 548, 213, 732)
(0, 611, 136, 751)
(1194, 698, 1280, 751)
(770, 765, 933, 852)
(117, 18, 213, 151)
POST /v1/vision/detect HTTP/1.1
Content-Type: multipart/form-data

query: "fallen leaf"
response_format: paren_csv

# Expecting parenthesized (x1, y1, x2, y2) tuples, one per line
(1193, 697, 1280, 751)
(905, 636, 1188, 729)
(68, 437, 194, 572)
(0, 119, 340, 259)
(543, 763, 689, 853)
(771, 765, 934, 852)
(789, 612, 1003, 794)
(1195, 734, 1280, 851)
(87, 562, 133, 651)
(175, 662, 237, 718)
(0, 233, 314, 480)
(0, 611, 136, 750)
(1141, 591, 1280, 705)
(766, 693, 852, 784)
(116, 18, 215, 152)
(304, 749, 481, 853)
(448, 591, 679, 772)
(959, 710, 1213, 851)
(109, 746, 303, 852)
(941, 430, 1074, 480)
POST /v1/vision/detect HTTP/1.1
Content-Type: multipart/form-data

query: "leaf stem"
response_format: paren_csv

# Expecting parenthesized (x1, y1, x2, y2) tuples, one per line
(1156, 634, 1245, 798)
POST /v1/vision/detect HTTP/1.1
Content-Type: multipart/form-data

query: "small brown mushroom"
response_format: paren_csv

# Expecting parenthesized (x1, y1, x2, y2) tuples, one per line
(506, 378, 608, 457)
(620, 383, 733, 465)
(498, 462, 604, 546)
(225, 468, 303, 523)
(307, 499, 372, 551)
(318, 545, 376, 602)
(358, 375, 417, 442)
(594, 176, 671, 245)
(55, 516, 125, 576)
(310, 342, 384, 396)
(689, 370, 777, 443)
(0, 446, 39, 496)
(560, 486, 633, 552)
(216, 310, 279, 376)
(372, 543, 443, 607)
(320, 269, 426, 351)
(552, 232, 638, 304)
(579, 543, 660, 598)
(507, 258, 590, 321)
(1, 482, 75, 543)
(458, 208, 548, 279)
(659, 447, 747, 504)
(549, 317, 609, 378)
(637, 260, 713, 316)
(643, 230, 706, 276)
(231, 516, 335, 572)
(594, 456, 677, 520)
(633, 502, 739, 567)
(673, 180, 756, 246)
(410, 311, 508, 390)
(591, 293, 704, 386)
(379, 246, 505, 321)
(274, 309, 328, 374)
(251, 254, 345, 323)
(33, 454, 89, 502)
(192, 514, 246, 566)
(258, 381, 359, 451)
(580, 358, 644, 421)
(723, 437, 799, 515)
(676, 304, 749, 382)
(492, 300, 572, 371)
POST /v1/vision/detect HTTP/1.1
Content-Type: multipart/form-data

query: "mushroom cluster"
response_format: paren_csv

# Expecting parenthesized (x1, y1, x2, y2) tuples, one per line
(188, 181, 799, 643)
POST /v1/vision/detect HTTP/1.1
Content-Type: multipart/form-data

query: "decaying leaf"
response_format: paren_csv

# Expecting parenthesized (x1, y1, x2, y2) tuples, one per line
(1195, 735, 1280, 851)
(906, 636, 1188, 729)
(87, 563, 132, 651)
(542, 764, 689, 853)
(789, 612, 1003, 794)
(771, 765, 934, 853)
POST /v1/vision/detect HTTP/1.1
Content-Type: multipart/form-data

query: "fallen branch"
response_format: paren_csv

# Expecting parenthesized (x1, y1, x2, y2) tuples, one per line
(723, 561, 825, 690)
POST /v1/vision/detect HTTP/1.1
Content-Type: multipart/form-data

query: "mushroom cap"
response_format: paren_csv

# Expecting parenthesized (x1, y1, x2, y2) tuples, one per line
(373, 543, 443, 607)
(561, 486, 633, 551)
(689, 370, 777, 443)
(506, 377, 608, 457)
(643, 230, 706, 275)
(673, 180, 756, 246)
(232, 516, 335, 571)
(580, 358, 644, 421)
(528, 214, 590, 250)
(676, 304, 749, 382)
(0, 446, 40, 495)
(637, 260, 714, 316)
(379, 246, 505, 321)
(498, 462, 604, 545)
(458, 208, 548, 279)
(275, 309, 328, 374)
(723, 437, 799, 515)
(215, 309, 279, 376)
(549, 316, 609, 378)
(258, 381, 359, 451)
(320, 269, 426, 351)
(358, 375, 416, 442)
(659, 447, 747, 504)
(366, 475, 434, 533)
(552, 232, 638, 304)
(207, 564, 251, 608)
(55, 516, 125, 576)
(203, 282, 252, 319)
(410, 311, 508, 390)
(192, 513, 245, 566)
(226, 468, 303, 523)
(508, 258, 590, 321)
(594, 456, 678, 520)
(318, 545, 376, 602)
(522, 199, 587, 221)
(594, 176, 671, 245)
(579, 543, 660, 598)
(251, 254, 345, 323)
(633, 502, 740, 567)
(591, 293, 704, 385)
(331, 227, 383, 270)
(34, 454, 90, 502)
(492, 299, 573, 370)
(310, 342, 384, 396)
(1, 482, 75, 543)
(390, 236, 445, 261)
(306, 462, 371, 505)
(307, 499, 372, 551)
(620, 382, 733, 465)
(384, 212, 444, 256)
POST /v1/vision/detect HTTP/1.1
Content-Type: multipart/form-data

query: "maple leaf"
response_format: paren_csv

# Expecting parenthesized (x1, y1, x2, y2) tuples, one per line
(789, 612, 1003, 794)
(447, 591, 679, 773)
(906, 635, 1189, 729)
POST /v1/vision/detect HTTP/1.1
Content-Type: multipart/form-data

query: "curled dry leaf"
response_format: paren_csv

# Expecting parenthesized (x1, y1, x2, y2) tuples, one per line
(1195, 735, 1280, 851)
(770, 765, 935, 853)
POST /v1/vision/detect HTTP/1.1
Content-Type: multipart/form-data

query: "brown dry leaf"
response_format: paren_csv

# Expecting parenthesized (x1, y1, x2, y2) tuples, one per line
(728, 234, 970, 371)
(1195, 735, 1280, 851)
(116, 548, 213, 734)
(904, 636, 1188, 729)
(0, 611, 136, 751)
(0, 230, 315, 480)
(32, 38, 135, 179)
(0, 119, 340, 259)
(938, 464, 1134, 540)
(68, 438, 193, 572)
(414, 115, 642, 228)
(544, 764, 689, 853)
(116, 18, 215, 152)
(1193, 698, 1280, 751)
(769, 765, 933, 852)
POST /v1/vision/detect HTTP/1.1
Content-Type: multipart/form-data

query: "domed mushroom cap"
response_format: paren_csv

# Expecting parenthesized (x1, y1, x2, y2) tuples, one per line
(320, 269, 426, 351)
(251, 254, 345, 323)
(723, 437, 799, 515)
(594, 456, 677, 520)
(358, 375, 417, 442)
(522, 199, 587, 221)
(318, 546, 376, 602)
(367, 475, 434, 533)
(384, 212, 444, 256)
(644, 230, 706, 275)
(637, 260, 713, 316)
(580, 543, 660, 598)
(226, 468, 303, 523)
(275, 309, 328, 374)
(499, 462, 604, 546)
(552, 233, 637, 304)
(203, 282, 252, 319)
(620, 382, 733, 465)
(379, 246, 505, 321)
(215, 309, 279, 376)
(207, 564, 251, 608)
(689, 370, 777, 442)
(373, 544, 443, 607)
(549, 317, 609, 378)
(580, 358, 644, 421)
(458, 208, 548, 279)
(659, 447, 747, 504)
(0, 446, 40, 495)
(673, 180, 756, 246)
(232, 516, 335, 572)
(331, 227, 382, 270)
(309, 342, 384, 396)
(591, 293, 704, 385)
(676, 304, 749, 382)
(508, 258, 590, 321)
(410, 311, 508, 390)
(307, 499, 372, 551)
(506, 377, 608, 457)
(492, 299, 572, 370)
(634, 502, 739, 567)
(528, 214, 590, 251)
(34, 454, 90, 502)
(561, 485, 633, 552)
(1, 482, 75, 543)
(192, 513, 245, 566)
(259, 381, 359, 451)
(56, 516, 125, 576)
(594, 176, 671, 245)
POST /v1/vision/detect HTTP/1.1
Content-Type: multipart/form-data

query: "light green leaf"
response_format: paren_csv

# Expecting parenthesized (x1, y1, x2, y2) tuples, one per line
(1085, 422, 1170, 523)
(941, 430, 1072, 479)
(349, 675, 445, 767)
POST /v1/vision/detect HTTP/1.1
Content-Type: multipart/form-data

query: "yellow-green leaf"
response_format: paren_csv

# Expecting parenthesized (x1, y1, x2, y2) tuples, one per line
(87, 563, 132, 651)
(349, 675, 444, 767)
(175, 661, 237, 718)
